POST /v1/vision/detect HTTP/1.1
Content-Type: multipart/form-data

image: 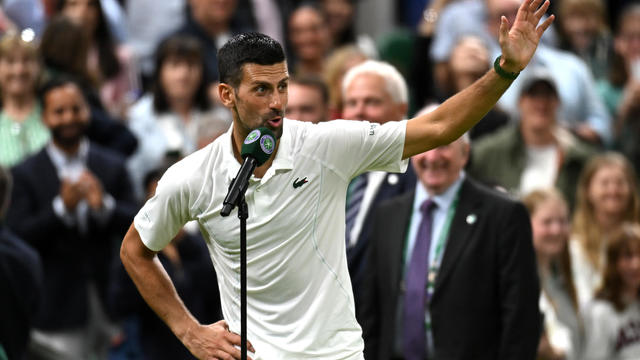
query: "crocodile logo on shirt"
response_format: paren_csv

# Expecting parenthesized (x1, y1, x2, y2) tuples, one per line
(293, 177, 309, 188)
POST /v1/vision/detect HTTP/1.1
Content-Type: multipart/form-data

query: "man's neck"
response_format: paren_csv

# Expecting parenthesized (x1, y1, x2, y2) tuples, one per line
(194, 16, 229, 38)
(52, 139, 81, 157)
(521, 126, 555, 147)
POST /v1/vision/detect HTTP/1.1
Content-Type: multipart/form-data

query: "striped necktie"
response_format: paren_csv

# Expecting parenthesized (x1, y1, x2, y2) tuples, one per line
(345, 174, 368, 247)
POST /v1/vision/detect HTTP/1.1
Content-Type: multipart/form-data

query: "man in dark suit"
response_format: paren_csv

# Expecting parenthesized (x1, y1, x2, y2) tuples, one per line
(359, 131, 541, 360)
(0, 165, 43, 360)
(341, 60, 417, 313)
(6, 77, 137, 359)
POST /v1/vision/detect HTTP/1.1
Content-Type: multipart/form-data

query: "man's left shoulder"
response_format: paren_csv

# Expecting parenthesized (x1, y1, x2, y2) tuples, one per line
(89, 142, 127, 165)
(462, 177, 525, 213)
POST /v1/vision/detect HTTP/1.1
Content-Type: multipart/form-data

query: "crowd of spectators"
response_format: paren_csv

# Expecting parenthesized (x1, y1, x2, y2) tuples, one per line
(1, 0, 640, 359)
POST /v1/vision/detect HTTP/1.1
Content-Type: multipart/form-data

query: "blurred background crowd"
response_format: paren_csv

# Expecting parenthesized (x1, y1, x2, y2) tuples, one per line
(0, 0, 640, 359)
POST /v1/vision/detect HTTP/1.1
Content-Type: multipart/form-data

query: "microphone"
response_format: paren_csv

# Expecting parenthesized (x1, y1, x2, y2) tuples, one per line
(221, 127, 276, 216)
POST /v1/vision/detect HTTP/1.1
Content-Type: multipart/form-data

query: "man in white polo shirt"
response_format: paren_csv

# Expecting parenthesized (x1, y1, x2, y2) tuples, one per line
(120, 1, 554, 358)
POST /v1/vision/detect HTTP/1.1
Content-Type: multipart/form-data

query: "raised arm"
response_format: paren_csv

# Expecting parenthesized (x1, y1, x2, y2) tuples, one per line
(403, 0, 554, 158)
(120, 223, 254, 359)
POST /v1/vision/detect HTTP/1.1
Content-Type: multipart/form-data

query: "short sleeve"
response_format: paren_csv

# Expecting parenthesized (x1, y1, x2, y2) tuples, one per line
(582, 301, 615, 360)
(312, 119, 408, 180)
(133, 165, 192, 252)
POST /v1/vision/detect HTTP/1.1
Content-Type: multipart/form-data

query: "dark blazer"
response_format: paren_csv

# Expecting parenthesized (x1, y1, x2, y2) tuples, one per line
(359, 177, 541, 360)
(348, 165, 416, 313)
(6, 143, 137, 330)
(0, 226, 43, 360)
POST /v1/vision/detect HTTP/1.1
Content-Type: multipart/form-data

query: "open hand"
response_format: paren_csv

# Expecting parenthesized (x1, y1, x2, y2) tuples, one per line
(184, 320, 255, 360)
(498, 0, 555, 73)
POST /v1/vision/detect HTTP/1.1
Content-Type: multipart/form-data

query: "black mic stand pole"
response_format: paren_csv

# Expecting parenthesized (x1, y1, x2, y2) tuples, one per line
(238, 195, 248, 360)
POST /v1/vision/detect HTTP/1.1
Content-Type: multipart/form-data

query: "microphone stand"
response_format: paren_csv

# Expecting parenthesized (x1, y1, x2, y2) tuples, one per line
(222, 177, 250, 360)
(238, 196, 248, 360)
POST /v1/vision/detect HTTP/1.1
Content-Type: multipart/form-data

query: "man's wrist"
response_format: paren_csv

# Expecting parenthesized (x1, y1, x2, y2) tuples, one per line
(494, 55, 520, 80)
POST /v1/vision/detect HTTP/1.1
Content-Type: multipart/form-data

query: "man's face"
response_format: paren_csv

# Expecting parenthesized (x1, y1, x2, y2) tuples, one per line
(220, 62, 289, 141)
(518, 82, 559, 135)
(342, 73, 406, 124)
(285, 82, 328, 123)
(411, 138, 469, 195)
(190, 0, 237, 27)
(42, 83, 90, 148)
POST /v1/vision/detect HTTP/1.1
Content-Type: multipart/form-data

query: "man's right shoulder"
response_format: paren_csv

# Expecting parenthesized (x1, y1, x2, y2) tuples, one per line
(156, 144, 218, 193)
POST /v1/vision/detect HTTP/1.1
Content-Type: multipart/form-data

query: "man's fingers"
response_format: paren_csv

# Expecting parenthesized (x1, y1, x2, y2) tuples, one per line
(528, 0, 543, 13)
(215, 319, 229, 331)
(536, 14, 555, 38)
(515, 0, 532, 23)
(500, 15, 509, 36)
(533, 0, 550, 22)
(225, 330, 242, 346)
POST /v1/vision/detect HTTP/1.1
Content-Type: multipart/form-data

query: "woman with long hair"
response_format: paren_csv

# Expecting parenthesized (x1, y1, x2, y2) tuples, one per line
(58, 0, 139, 118)
(524, 188, 582, 360)
(570, 152, 640, 307)
(582, 223, 640, 359)
(126, 34, 231, 200)
(0, 33, 49, 167)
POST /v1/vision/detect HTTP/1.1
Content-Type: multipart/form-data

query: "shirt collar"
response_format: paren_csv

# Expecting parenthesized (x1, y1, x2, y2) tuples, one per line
(46, 138, 89, 169)
(221, 119, 294, 182)
(414, 171, 466, 212)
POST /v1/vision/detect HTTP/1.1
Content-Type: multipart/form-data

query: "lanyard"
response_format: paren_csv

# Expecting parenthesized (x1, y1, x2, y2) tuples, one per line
(402, 189, 460, 286)
(426, 194, 459, 302)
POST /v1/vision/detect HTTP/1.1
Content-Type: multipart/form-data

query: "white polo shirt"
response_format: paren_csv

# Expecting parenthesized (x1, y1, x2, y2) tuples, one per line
(134, 118, 408, 359)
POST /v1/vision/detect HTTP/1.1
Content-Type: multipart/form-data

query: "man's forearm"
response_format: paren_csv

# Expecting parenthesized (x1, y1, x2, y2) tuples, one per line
(403, 68, 513, 158)
(120, 224, 199, 342)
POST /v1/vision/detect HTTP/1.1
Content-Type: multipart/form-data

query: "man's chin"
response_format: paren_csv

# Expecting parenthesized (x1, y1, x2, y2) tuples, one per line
(52, 135, 83, 149)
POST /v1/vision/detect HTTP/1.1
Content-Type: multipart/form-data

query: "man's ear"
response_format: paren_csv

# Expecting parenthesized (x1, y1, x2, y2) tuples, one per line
(218, 83, 236, 108)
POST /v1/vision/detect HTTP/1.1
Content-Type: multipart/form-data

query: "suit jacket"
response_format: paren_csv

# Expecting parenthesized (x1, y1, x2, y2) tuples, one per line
(6, 143, 137, 330)
(359, 177, 541, 360)
(0, 226, 43, 360)
(348, 164, 416, 313)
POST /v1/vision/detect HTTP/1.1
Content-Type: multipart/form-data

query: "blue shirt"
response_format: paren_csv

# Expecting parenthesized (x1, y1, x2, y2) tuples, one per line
(403, 171, 465, 276)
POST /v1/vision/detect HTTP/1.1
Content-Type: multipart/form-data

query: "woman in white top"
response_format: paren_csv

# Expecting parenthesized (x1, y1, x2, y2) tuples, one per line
(570, 152, 640, 308)
(524, 188, 582, 360)
(127, 34, 231, 201)
(583, 223, 640, 360)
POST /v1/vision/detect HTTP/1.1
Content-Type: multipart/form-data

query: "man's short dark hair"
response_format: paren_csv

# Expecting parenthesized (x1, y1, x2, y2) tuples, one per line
(291, 75, 329, 105)
(38, 75, 85, 110)
(0, 166, 11, 220)
(218, 32, 286, 88)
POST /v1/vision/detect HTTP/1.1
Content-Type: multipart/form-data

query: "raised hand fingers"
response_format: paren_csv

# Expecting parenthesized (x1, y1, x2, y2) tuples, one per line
(536, 13, 555, 38)
(528, 0, 544, 13)
(532, 0, 550, 22)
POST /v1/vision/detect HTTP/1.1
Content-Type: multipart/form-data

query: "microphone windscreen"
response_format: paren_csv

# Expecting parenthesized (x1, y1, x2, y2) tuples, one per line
(241, 127, 276, 166)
